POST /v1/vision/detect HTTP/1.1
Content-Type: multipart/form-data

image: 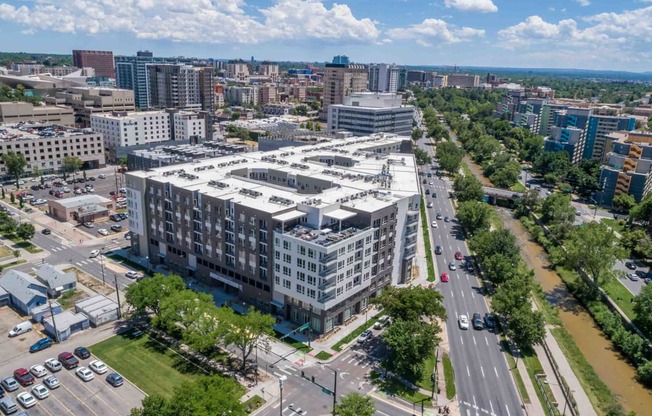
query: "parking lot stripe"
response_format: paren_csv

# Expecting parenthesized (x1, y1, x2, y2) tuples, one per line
(58, 379, 103, 416)
(72, 376, 122, 416)
(45, 389, 77, 415)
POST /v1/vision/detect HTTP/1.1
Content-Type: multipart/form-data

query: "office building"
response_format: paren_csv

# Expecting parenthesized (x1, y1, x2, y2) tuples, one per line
(406, 70, 427, 84)
(44, 87, 135, 127)
(72, 50, 115, 78)
(320, 64, 368, 120)
(0, 123, 105, 179)
(433, 75, 448, 88)
(447, 73, 480, 88)
(147, 64, 214, 111)
(598, 132, 652, 206)
(368, 64, 407, 93)
(115, 51, 178, 109)
(327, 93, 414, 136)
(0, 102, 74, 126)
(226, 61, 250, 82)
(125, 133, 418, 334)
(332, 55, 350, 65)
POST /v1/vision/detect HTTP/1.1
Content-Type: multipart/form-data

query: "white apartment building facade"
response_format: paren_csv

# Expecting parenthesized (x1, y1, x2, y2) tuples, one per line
(172, 111, 206, 142)
(328, 93, 415, 137)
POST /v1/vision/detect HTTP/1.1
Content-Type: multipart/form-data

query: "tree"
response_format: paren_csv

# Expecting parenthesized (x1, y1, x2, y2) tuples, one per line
(620, 228, 652, 259)
(315, 122, 321, 131)
(514, 190, 541, 217)
(637, 360, 652, 387)
(612, 194, 637, 214)
(492, 269, 534, 319)
(225, 307, 275, 372)
(457, 201, 492, 236)
(453, 174, 484, 202)
(13, 249, 20, 259)
(1, 187, 4, 199)
(0, 213, 17, 236)
(15, 223, 35, 241)
(630, 195, 652, 226)
(62, 156, 83, 176)
(436, 141, 464, 175)
(634, 284, 652, 339)
(411, 128, 424, 141)
(488, 159, 521, 189)
(412, 147, 432, 166)
(383, 319, 440, 380)
(483, 254, 519, 286)
(371, 286, 446, 323)
(508, 307, 545, 351)
(540, 193, 576, 227)
(124, 273, 186, 318)
(1, 151, 27, 189)
(519, 134, 544, 162)
(335, 392, 375, 416)
(293, 105, 308, 116)
(157, 290, 216, 334)
(559, 222, 626, 298)
(10, 193, 15, 204)
(469, 229, 520, 263)
(532, 151, 571, 183)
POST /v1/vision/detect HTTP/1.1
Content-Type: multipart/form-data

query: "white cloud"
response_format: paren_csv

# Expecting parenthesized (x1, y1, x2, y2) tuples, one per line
(574, 0, 591, 6)
(444, 0, 498, 13)
(387, 18, 484, 46)
(0, 0, 380, 44)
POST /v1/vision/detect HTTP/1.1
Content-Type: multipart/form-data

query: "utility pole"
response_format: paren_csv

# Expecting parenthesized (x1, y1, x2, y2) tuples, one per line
(114, 166, 119, 196)
(113, 274, 122, 319)
(100, 247, 106, 285)
(308, 304, 313, 348)
(48, 301, 60, 343)
(279, 375, 287, 416)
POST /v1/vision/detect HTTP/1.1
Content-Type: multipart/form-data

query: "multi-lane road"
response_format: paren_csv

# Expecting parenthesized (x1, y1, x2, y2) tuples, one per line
(416, 125, 524, 416)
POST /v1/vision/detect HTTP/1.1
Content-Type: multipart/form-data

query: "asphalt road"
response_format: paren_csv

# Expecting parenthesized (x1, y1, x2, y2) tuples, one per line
(417, 133, 525, 416)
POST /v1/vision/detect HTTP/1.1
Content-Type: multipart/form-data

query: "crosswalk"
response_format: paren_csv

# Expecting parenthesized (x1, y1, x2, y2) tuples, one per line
(49, 245, 69, 252)
(337, 351, 373, 369)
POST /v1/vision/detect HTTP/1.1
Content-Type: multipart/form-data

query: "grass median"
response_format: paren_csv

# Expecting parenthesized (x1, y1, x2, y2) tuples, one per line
(442, 353, 455, 400)
(90, 329, 203, 398)
(332, 316, 380, 352)
(420, 196, 436, 282)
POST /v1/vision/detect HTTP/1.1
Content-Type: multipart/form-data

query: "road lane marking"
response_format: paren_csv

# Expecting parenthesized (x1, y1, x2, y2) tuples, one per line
(485, 337, 489, 346)
(451, 291, 454, 298)
(505, 404, 511, 416)
(471, 290, 475, 297)
(494, 366, 499, 378)
(467, 366, 471, 377)
(461, 290, 465, 298)
(480, 366, 485, 378)
(490, 400, 495, 415)
(460, 336, 464, 345)
(473, 337, 477, 346)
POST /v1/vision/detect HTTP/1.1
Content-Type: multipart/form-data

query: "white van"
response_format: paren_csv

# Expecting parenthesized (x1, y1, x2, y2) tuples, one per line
(373, 315, 390, 330)
(8, 321, 33, 337)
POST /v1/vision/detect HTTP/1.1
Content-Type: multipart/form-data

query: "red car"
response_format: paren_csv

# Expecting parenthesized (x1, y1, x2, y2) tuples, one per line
(14, 368, 35, 386)
(454, 251, 463, 260)
(58, 351, 79, 370)
(440, 272, 449, 282)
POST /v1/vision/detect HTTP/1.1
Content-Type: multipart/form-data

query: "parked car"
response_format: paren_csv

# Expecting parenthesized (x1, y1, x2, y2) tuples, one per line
(29, 365, 47, 378)
(0, 397, 18, 414)
(357, 329, 373, 343)
(110, 224, 123, 232)
(466, 262, 475, 273)
(89, 360, 108, 375)
(31, 384, 49, 400)
(8, 321, 32, 337)
(29, 338, 53, 353)
(42, 375, 60, 389)
(44, 358, 62, 373)
(625, 261, 637, 270)
(88, 176, 96, 181)
(76, 367, 94, 382)
(13, 369, 34, 387)
(57, 352, 79, 370)
(627, 273, 640, 282)
(472, 313, 484, 330)
(97, 228, 109, 236)
(106, 373, 124, 387)
(125, 271, 141, 279)
(458, 315, 469, 330)
(444, 216, 451, 222)
(373, 316, 390, 330)
(0, 377, 19, 392)
(74, 347, 91, 360)
(98, 174, 107, 179)
(83, 221, 94, 228)
(16, 391, 36, 408)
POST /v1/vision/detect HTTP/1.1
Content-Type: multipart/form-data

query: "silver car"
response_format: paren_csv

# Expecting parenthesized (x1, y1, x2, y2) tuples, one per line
(43, 375, 60, 389)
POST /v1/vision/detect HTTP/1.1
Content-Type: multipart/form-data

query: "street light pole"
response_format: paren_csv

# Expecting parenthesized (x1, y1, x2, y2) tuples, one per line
(319, 362, 338, 416)
(100, 247, 106, 285)
(279, 375, 287, 416)
(113, 273, 122, 319)
(308, 304, 313, 348)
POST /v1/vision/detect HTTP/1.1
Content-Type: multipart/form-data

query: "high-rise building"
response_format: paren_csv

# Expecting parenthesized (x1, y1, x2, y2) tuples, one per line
(72, 50, 115, 78)
(226, 60, 250, 82)
(447, 73, 480, 88)
(320, 64, 368, 120)
(259, 85, 278, 105)
(368, 64, 407, 93)
(433, 75, 448, 88)
(125, 134, 418, 334)
(259, 62, 280, 82)
(115, 51, 177, 109)
(328, 93, 414, 136)
(406, 70, 427, 85)
(584, 114, 637, 161)
(332, 55, 350, 65)
(147, 64, 214, 111)
(544, 126, 585, 165)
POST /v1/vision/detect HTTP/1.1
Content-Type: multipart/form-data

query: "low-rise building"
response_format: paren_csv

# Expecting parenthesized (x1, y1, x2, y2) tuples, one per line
(36, 264, 77, 298)
(42, 310, 90, 341)
(0, 122, 105, 179)
(327, 93, 414, 136)
(30, 301, 62, 323)
(0, 102, 75, 126)
(447, 73, 480, 88)
(47, 194, 114, 223)
(45, 87, 135, 127)
(75, 295, 119, 327)
(0, 270, 48, 316)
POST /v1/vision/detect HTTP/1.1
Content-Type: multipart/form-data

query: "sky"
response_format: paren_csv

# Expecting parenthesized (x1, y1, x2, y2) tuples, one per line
(0, 0, 651, 72)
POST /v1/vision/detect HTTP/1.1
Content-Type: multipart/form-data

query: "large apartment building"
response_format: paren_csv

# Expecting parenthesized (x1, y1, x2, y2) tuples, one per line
(44, 87, 135, 127)
(72, 50, 115, 78)
(125, 134, 418, 334)
(327, 93, 414, 136)
(368, 64, 406, 94)
(147, 64, 214, 111)
(0, 123, 105, 179)
(115, 51, 177, 109)
(320, 64, 368, 120)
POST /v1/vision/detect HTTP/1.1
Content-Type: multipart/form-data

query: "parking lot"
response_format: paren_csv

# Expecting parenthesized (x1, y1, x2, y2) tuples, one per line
(0, 308, 145, 416)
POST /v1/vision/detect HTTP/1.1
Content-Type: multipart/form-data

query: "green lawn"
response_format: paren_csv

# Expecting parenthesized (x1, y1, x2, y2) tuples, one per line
(415, 351, 436, 391)
(600, 218, 627, 235)
(314, 351, 333, 361)
(12, 240, 43, 253)
(371, 371, 432, 407)
(420, 196, 436, 282)
(90, 330, 203, 398)
(510, 182, 527, 193)
(442, 353, 456, 400)
(500, 340, 530, 403)
(0, 246, 12, 258)
(522, 349, 556, 415)
(272, 330, 313, 353)
(602, 279, 636, 320)
(331, 316, 380, 352)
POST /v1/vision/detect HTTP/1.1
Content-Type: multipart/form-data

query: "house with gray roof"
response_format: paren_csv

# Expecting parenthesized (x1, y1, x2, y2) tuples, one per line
(0, 269, 48, 315)
(0, 286, 9, 308)
(36, 264, 77, 297)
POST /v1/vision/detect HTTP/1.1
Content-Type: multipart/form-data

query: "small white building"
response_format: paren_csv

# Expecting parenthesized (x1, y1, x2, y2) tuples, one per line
(75, 294, 119, 327)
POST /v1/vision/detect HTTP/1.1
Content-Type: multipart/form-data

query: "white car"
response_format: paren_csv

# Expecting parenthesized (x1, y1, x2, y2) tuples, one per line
(76, 367, 94, 382)
(43, 375, 60, 389)
(458, 315, 470, 330)
(89, 250, 100, 258)
(89, 360, 108, 374)
(431, 221, 438, 228)
(125, 271, 141, 279)
(31, 384, 49, 400)
(29, 364, 47, 378)
(44, 358, 62, 373)
(98, 229, 109, 236)
(16, 392, 37, 408)
(98, 174, 107, 179)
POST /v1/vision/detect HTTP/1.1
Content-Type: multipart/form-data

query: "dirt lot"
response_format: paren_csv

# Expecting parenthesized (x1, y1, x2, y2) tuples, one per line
(0, 306, 43, 368)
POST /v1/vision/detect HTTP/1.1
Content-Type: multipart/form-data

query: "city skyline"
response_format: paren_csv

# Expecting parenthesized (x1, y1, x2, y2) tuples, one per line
(0, 0, 650, 72)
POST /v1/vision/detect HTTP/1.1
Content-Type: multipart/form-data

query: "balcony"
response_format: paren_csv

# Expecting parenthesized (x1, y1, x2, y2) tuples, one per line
(319, 266, 336, 277)
(404, 247, 416, 259)
(318, 290, 336, 303)
(319, 277, 336, 290)
(405, 235, 417, 248)
(319, 252, 337, 264)
(405, 224, 418, 236)
(406, 212, 419, 225)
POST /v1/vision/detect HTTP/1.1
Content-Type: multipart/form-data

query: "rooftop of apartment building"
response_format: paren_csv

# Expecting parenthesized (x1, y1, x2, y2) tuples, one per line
(0, 122, 96, 141)
(91, 110, 178, 120)
(129, 133, 417, 215)
(132, 142, 248, 161)
(336, 92, 411, 109)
